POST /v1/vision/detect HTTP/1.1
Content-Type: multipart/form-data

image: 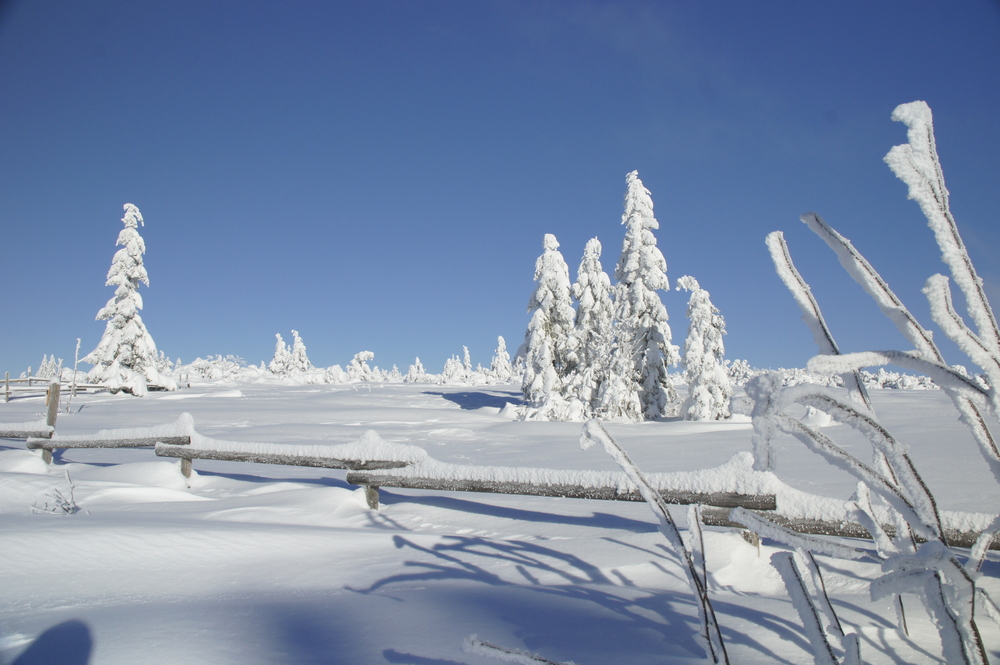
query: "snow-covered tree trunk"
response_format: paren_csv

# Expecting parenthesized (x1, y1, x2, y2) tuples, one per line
(677, 276, 733, 420)
(83, 204, 174, 395)
(602, 171, 679, 420)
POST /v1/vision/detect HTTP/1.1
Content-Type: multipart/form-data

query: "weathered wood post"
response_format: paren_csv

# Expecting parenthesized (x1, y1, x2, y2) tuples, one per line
(364, 485, 380, 510)
(42, 382, 60, 464)
(4, 372, 9, 403)
(181, 458, 192, 479)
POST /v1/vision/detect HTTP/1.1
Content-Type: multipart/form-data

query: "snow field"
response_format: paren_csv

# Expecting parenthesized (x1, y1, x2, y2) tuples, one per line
(0, 382, 997, 664)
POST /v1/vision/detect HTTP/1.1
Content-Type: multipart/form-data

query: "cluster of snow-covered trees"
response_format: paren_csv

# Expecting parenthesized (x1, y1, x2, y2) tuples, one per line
(165, 334, 519, 387)
(518, 171, 732, 422)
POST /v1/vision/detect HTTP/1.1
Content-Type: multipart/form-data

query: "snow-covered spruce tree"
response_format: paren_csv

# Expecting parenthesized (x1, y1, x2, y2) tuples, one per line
(289, 330, 313, 373)
(568, 237, 614, 414)
(676, 276, 732, 420)
(83, 203, 175, 395)
(519, 234, 576, 418)
(268, 333, 291, 375)
(489, 336, 513, 384)
(598, 171, 679, 420)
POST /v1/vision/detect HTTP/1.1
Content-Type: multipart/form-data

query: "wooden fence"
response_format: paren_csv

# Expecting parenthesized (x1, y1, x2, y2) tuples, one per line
(2, 400, 996, 550)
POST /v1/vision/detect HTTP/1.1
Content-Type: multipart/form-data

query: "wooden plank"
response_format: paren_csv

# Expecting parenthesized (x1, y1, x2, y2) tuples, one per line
(154, 444, 412, 471)
(27, 435, 191, 450)
(0, 428, 52, 439)
(346, 471, 777, 510)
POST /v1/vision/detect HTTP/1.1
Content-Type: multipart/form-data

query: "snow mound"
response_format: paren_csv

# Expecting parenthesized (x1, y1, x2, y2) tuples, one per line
(0, 450, 51, 475)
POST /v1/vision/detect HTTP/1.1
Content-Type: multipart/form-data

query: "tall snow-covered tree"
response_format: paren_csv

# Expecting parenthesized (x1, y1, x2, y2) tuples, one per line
(489, 336, 513, 384)
(519, 234, 576, 416)
(269, 333, 291, 375)
(83, 203, 174, 395)
(600, 171, 679, 420)
(676, 275, 732, 420)
(567, 237, 614, 412)
(289, 330, 313, 372)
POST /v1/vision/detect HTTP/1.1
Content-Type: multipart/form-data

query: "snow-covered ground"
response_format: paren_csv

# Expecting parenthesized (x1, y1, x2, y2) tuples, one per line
(1, 382, 997, 664)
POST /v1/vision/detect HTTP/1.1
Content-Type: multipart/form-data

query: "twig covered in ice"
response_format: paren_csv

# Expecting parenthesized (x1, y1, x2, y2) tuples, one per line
(885, 101, 1000, 356)
(765, 231, 873, 415)
(462, 635, 574, 665)
(581, 419, 729, 664)
(728, 507, 868, 561)
(801, 212, 941, 359)
(770, 552, 842, 665)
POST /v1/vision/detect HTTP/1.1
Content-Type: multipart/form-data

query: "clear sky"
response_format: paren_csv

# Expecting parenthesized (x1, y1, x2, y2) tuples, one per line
(2, 1, 999, 377)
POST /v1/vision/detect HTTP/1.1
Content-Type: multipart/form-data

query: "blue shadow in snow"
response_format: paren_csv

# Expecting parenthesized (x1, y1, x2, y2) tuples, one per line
(423, 391, 521, 410)
(13, 620, 92, 665)
(378, 489, 656, 533)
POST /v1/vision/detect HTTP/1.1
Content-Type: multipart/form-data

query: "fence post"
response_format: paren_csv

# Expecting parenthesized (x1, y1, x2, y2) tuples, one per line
(181, 458, 192, 479)
(42, 382, 60, 464)
(365, 485, 380, 510)
(4, 372, 8, 403)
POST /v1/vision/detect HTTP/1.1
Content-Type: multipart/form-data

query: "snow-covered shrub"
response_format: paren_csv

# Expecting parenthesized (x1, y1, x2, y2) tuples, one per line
(186, 355, 248, 380)
(749, 101, 999, 665)
(83, 203, 175, 395)
(599, 171, 680, 421)
(347, 351, 376, 382)
(405, 357, 428, 383)
(677, 276, 732, 420)
(440, 355, 465, 384)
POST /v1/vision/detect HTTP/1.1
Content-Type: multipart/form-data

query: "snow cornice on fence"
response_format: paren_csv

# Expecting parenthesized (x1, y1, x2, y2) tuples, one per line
(347, 450, 777, 510)
(155, 429, 428, 477)
(27, 412, 195, 451)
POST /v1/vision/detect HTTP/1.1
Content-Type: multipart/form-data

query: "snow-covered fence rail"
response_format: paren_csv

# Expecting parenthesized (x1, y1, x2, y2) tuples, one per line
(701, 507, 1000, 551)
(3, 373, 109, 402)
(27, 412, 193, 463)
(347, 467, 776, 511)
(0, 382, 60, 439)
(346, 453, 779, 512)
(154, 429, 429, 483)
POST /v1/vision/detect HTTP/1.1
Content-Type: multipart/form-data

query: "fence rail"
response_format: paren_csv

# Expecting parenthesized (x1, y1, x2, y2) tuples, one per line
(2, 396, 996, 551)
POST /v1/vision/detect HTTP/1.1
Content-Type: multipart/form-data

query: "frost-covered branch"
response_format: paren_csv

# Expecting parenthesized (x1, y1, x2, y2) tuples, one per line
(765, 232, 873, 414)
(801, 212, 942, 361)
(581, 419, 729, 664)
(885, 101, 1000, 356)
(924, 274, 1000, 386)
(770, 552, 843, 665)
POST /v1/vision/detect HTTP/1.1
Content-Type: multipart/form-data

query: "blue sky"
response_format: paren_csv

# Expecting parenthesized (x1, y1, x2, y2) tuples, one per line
(2, 1, 999, 376)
